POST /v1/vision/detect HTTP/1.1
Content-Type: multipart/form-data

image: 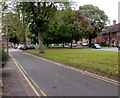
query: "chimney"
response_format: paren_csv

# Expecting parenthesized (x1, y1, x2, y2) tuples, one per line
(113, 20, 116, 26)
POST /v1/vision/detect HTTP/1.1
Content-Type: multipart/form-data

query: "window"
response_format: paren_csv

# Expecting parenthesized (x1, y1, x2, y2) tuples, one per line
(106, 33, 109, 37)
(117, 32, 120, 35)
(100, 33, 102, 37)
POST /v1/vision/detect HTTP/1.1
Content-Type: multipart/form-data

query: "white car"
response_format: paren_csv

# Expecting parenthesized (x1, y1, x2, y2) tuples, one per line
(92, 44, 101, 49)
(82, 43, 88, 46)
(68, 43, 77, 47)
(18, 45, 23, 49)
(117, 44, 120, 51)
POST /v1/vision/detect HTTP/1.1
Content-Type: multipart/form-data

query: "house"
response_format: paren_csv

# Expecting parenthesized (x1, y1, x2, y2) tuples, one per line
(95, 20, 120, 46)
(2, 33, 13, 47)
(77, 38, 89, 46)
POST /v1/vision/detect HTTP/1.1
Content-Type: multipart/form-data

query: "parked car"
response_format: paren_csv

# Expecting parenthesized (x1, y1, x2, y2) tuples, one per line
(19, 44, 35, 50)
(18, 45, 23, 49)
(68, 43, 77, 47)
(28, 44, 35, 49)
(82, 43, 88, 46)
(92, 44, 101, 49)
(18, 45, 28, 50)
(14, 44, 18, 49)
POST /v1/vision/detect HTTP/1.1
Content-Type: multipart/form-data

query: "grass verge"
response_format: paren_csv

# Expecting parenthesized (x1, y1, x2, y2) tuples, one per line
(25, 48, 118, 77)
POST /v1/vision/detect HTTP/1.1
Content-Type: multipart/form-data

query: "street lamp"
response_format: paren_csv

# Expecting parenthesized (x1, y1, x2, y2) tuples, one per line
(6, 19, 9, 54)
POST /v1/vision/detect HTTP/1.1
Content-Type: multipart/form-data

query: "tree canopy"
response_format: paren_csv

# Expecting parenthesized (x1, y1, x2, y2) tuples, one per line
(44, 7, 91, 48)
(1, 2, 109, 51)
(79, 4, 109, 46)
(2, 12, 22, 45)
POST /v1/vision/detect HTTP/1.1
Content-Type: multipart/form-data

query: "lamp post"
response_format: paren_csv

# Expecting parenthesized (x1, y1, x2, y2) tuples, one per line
(6, 19, 9, 54)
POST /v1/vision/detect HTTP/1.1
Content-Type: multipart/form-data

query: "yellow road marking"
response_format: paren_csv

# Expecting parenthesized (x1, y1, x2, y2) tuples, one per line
(12, 57, 40, 96)
(24, 52, 119, 86)
(29, 77, 47, 96)
(11, 56, 47, 96)
(51, 61, 119, 86)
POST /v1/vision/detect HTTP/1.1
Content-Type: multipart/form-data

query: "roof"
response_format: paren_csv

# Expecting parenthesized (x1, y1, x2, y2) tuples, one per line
(101, 23, 120, 34)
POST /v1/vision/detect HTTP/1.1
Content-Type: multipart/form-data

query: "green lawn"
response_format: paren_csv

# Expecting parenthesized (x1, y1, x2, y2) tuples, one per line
(25, 48, 118, 76)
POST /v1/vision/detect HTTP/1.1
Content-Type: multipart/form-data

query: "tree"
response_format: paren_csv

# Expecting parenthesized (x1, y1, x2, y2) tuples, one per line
(45, 7, 90, 48)
(1, 1, 19, 53)
(62, 7, 90, 48)
(2, 12, 22, 45)
(16, 2, 30, 49)
(21, 2, 57, 53)
(44, 10, 68, 48)
(79, 4, 109, 46)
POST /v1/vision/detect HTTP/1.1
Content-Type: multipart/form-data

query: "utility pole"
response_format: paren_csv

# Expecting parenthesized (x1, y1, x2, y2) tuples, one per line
(6, 19, 9, 54)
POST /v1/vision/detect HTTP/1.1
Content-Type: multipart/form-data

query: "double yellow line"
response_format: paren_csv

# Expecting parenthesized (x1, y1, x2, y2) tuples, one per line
(11, 56, 47, 96)
(25, 52, 120, 86)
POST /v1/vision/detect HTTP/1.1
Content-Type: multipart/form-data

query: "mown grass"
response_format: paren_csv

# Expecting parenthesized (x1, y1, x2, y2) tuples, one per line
(25, 48, 118, 76)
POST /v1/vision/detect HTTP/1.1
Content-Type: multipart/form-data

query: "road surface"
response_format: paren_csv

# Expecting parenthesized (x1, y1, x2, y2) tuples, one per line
(92, 47, 119, 52)
(10, 48, 118, 96)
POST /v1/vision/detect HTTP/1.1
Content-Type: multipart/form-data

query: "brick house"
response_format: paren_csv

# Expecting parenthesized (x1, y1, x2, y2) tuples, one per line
(95, 20, 120, 46)
(2, 33, 13, 47)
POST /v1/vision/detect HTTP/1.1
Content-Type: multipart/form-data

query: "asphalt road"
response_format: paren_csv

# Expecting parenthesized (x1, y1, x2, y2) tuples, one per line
(10, 48, 118, 96)
(92, 47, 119, 52)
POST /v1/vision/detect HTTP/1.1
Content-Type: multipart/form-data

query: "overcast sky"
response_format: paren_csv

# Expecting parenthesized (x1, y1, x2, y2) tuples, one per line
(76, 0, 119, 25)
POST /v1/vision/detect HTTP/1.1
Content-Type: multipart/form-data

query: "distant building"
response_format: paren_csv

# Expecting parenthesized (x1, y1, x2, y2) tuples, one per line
(1, 33, 13, 47)
(95, 20, 120, 46)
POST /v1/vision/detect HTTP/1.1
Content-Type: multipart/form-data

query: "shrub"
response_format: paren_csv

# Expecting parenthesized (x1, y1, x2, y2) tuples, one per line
(100, 41, 107, 47)
(2, 49, 9, 62)
(0, 45, 9, 67)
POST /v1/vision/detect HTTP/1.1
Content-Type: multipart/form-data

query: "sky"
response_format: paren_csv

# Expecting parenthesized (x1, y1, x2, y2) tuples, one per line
(0, 0, 119, 26)
(76, 0, 119, 25)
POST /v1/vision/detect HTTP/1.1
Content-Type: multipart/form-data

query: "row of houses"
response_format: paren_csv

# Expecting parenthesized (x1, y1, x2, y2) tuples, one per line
(78, 20, 120, 46)
(95, 20, 120, 46)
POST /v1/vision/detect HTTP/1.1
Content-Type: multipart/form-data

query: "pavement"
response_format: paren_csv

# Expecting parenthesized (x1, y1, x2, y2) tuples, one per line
(2, 57, 36, 97)
(8, 48, 118, 96)
(92, 47, 119, 52)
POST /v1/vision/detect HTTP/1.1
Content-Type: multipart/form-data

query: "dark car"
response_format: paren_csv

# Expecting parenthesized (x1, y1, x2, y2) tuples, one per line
(14, 45, 18, 49)
(19, 45, 29, 50)
(92, 44, 101, 49)
(19, 44, 35, 50)
(28, 44, 35, 49)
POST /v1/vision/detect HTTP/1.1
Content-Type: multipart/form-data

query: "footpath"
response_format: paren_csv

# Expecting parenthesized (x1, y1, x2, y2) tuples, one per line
(1, 57, 36, 97)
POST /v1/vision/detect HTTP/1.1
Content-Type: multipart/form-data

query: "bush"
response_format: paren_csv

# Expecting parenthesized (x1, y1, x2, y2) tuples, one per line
(2, 49, 9, 62)
(0, 45, 9, 67)
(100, 41, 107, 47)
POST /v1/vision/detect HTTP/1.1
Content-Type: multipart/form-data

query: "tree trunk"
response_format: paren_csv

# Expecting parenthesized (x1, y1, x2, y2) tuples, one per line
(46, 42, 50, 49)
(23, 32, 26, 50)
(70, 40, 72, 49)
(22, 15, 26, 50)
(62, 42, 64, 48)
(38, 32, 45, 54)
(47, 42, 49, 47)
(6, 19, 9, 54)
(89, 34, 92, 47)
